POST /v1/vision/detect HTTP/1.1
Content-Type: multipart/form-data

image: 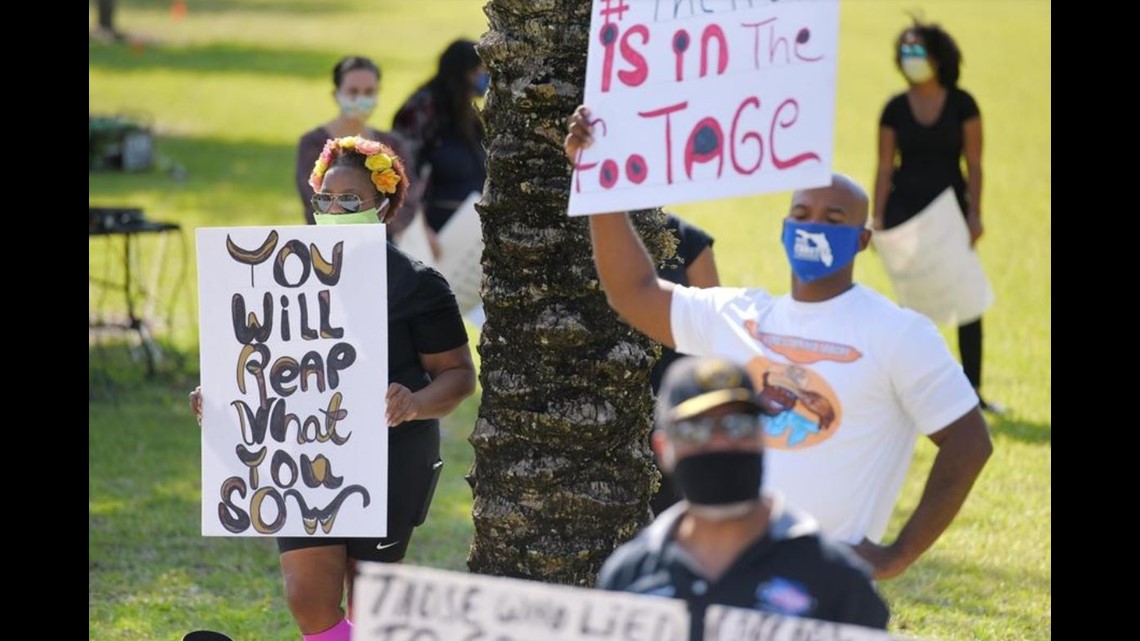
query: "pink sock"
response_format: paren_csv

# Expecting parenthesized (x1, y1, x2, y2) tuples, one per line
(303, 617, 352, 641)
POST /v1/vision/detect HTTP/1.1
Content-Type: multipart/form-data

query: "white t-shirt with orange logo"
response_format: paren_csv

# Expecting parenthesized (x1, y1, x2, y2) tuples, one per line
(670, 283, 979, 544)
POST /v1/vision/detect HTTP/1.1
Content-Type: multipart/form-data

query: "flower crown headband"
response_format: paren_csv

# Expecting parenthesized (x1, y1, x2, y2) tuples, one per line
(308, 135, 402, 195)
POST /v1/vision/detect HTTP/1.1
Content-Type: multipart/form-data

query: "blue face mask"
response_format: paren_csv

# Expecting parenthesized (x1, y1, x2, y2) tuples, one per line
(473, 71, 490, 97)
(781, 220, 863, 283)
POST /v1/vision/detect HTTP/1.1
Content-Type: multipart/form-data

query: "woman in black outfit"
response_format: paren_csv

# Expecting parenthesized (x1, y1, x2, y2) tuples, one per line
(191, 137, 476, 641)
(873, 20, 1002, 414)
(392, 40, 488, 261)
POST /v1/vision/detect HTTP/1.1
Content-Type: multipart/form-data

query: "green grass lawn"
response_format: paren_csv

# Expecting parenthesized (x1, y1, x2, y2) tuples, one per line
(90, 1, 1050, 639)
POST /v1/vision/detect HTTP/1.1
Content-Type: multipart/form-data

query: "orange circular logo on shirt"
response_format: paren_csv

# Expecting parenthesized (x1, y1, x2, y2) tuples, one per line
(745, 356, 843, 450)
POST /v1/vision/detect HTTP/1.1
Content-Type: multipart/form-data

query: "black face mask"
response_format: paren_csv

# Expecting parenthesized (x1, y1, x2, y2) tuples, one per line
(672, 451, 763, 506)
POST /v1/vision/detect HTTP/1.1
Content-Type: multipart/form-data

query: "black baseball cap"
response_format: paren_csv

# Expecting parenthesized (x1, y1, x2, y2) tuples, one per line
(656, 356, 765, 427)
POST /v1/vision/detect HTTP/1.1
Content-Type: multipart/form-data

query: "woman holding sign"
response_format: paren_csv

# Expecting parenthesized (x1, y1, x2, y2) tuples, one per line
(191, 136, 476, 641)
(872, 19, 1002, 414)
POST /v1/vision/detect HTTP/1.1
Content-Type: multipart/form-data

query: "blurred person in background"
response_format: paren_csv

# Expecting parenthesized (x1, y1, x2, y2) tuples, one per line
(872, 20, 1002, 414)
(392, 39, 488, 261)
(296, 56, 422, 238)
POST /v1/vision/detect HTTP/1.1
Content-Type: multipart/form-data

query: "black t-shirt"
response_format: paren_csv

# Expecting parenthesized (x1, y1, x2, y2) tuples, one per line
(422, 136, 487, 233)
(386, 242, 469, 436)
(597, 501, 890, 640)
(652, 215, 714, 392)
(391, 87, 487, 233)
(879, 87, 981, 228)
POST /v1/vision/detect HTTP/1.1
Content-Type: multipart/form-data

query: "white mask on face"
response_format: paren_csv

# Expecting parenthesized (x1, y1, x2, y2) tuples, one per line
(336, 93, 378, 121)
(901, 57, 935, 84)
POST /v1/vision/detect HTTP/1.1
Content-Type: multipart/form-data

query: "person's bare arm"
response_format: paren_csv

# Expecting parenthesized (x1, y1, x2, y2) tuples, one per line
(854, 407, 992, 579)
(565, 106, 676, 348)
(684, 246, 720, 288)
(963, 117, 984, 246)
(872, 126, 897, 230)
(588, 214, 677, 347)
(386, 344, 476, 426)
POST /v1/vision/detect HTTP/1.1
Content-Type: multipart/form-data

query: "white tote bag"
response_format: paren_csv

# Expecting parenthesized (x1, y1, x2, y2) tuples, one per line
(871, 187, 994, 326)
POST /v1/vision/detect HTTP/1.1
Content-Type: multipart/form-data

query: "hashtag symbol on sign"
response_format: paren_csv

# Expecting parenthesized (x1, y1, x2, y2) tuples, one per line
(598, 0, 630, 25)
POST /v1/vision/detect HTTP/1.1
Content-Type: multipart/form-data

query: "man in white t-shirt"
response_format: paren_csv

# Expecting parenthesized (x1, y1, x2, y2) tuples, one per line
(564, 106, 993, 580)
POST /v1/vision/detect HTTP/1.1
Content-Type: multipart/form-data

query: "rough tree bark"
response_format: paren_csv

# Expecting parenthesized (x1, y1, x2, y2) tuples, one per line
(468, 0, 678, 586)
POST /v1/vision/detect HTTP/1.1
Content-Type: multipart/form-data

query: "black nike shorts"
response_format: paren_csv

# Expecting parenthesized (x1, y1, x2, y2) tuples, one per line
(276, 422, 442, 563)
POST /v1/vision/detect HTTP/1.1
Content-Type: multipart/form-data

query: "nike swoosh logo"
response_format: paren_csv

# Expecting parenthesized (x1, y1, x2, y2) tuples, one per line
(376, 540, 401, 551)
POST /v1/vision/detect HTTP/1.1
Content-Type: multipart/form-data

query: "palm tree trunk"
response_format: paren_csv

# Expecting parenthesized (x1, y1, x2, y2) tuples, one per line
(469, 0, 678, 585)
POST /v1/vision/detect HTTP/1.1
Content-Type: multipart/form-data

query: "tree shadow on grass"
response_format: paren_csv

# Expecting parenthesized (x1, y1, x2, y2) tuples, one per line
(987, 412, 1050, 446)
(90, 40, 337, 80)
(115, 0, 356, 15)
(90, 135, 301, 370)
(89, 336, 197, 403)
(89, 133, 298, 202)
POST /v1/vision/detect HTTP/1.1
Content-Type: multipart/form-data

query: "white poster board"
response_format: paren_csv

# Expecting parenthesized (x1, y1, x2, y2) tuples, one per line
(353, 563, 690, 641)
(433, 192, 484, 316)
(396, 192, 484, 316)
(568, 0, 840, 216)
(394, 215, 434, 268)
(871, 187, 995, 326)
(196, 225, 389, 537)
(705, 604, 922, 641)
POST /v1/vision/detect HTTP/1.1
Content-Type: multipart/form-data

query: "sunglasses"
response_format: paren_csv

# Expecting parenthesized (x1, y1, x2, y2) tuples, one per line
(669, 413, 763, 446)
(311, 193, 389, 214)
(900, 43, 927, 58)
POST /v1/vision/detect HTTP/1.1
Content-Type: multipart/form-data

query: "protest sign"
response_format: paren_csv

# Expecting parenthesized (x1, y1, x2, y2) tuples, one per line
(569, 0, 840, 216)
(353, 563, 689, 641)
(197, 225, 389, 537)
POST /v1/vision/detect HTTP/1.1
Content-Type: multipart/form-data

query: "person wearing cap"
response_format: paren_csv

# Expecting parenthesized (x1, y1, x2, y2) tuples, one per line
(564, 107, 993, 581)
(597, 356, 889, 638)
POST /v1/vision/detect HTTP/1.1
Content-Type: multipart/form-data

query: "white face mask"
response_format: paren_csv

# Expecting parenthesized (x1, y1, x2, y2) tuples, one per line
(901, 57, 935, 84)
(336, 93, 378, 121)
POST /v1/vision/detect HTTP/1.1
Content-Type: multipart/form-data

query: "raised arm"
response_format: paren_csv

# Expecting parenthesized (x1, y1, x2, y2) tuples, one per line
(565, 106, 677, 348)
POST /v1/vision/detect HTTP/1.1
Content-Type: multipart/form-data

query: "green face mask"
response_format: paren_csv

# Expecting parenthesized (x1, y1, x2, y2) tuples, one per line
(313, 208, 382, 225)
